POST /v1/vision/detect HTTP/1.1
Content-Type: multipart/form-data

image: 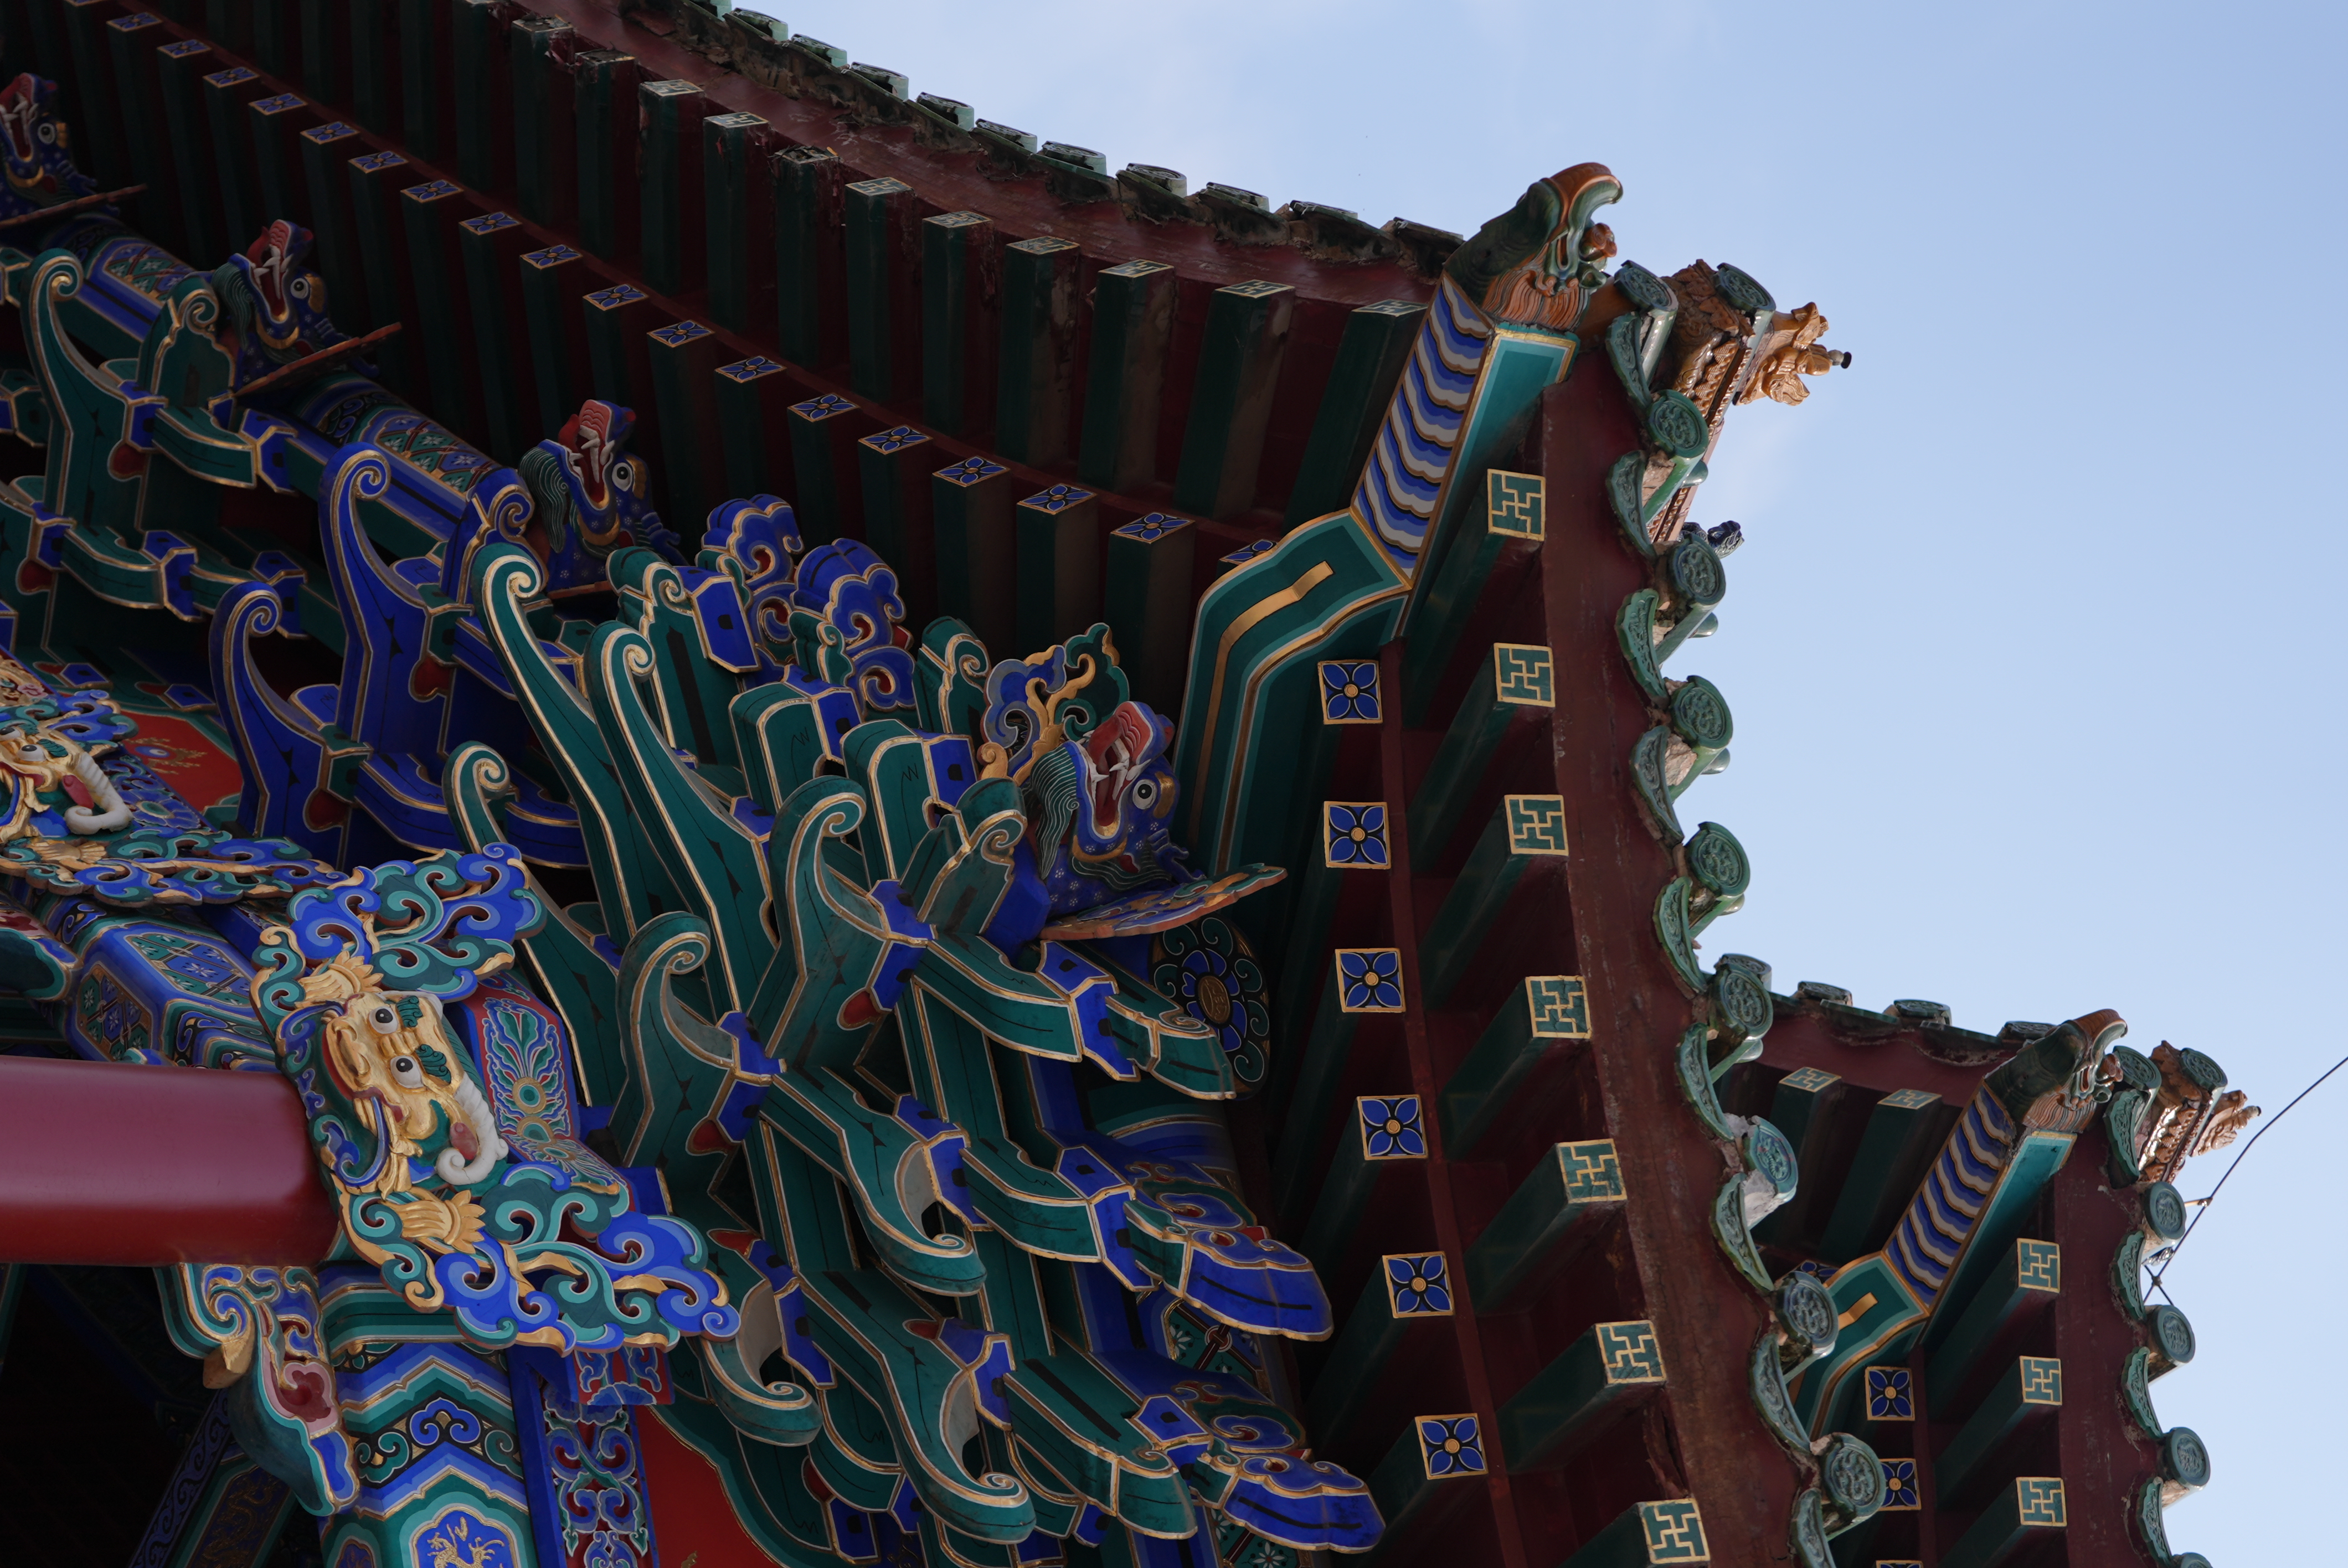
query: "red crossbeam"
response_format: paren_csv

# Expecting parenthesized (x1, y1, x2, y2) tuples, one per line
(0, 1055, 337, 1266)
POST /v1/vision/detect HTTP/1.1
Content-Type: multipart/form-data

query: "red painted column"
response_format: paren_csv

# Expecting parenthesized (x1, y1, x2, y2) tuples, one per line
(0, 1056, 338, 1266)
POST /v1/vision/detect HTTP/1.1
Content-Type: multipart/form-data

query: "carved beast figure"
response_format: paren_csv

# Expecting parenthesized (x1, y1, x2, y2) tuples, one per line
(517, 399, 681, 594)
(0, 73, 95, 218)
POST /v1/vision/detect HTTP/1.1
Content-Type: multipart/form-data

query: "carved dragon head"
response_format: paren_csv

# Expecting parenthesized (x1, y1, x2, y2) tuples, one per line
(1442, 163, 1622, 332)
(0, 74, 94, 212)
(220, 220, 352, 374)
(310, 958, 508, 1199)
(0, 699, 133, 843)
(518, 400, 671, 592)
(979, 627, 1191, 916)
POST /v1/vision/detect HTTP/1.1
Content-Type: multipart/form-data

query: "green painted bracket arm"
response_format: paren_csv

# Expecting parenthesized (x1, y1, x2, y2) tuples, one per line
(698, 1280, 824, 1446)
(475, 541, 684, 948)
(639, 1394, 843, 1567)
(24, 249, 146, 535)
(798, 1266, 1036, 1545)
(910, 936, 1093, 1065)
(898, 991, 1108, 1264)
(843, 718, 941, 882)
(751, 775, 890, 1068)
(760, 1064, 986, 1296)
(1398, 326, 1579, 628)
(1083, 941, 1234, 1100)
(608, 911, 772, 1193)
(732, 679, 846, 816)
(1172, 511, 1409, 880)
(445, 741, 626, 1105)
(611, 548, 752, 768)
(1001, 1352, 1196, 1541)
(585, 620, 776, 1017)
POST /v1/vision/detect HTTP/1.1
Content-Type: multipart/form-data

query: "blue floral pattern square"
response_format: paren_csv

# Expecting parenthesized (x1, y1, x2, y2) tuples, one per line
(1113, 512, 1191, 543)
(1359, 1096, 1426, 1160)
(1415, 1415, 1484, 1478)
(1319, 659, 1381, 724)
(1324, 802, 1389, 868)
(1866, 1366, 1913, 1421)
(1022, 483, 1093, 514)
(1383, 1253, 1452, 1316)
(1880, 1457, 1919, 1510)
(1335, 950, 1403, 1013)
(935, 455, 1006, 487)
(791, 393, 854, 421)
(861, 425, 930, 455)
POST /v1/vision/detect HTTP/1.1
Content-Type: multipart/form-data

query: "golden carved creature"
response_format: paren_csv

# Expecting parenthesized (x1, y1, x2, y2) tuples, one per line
(1737, 301, 1849, 408)
(0, 715, 132, 843)
(310, 957, 509, 1252)
(2136, 1041, 2261, 1182)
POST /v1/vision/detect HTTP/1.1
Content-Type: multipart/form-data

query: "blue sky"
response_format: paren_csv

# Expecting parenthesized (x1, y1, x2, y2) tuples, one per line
(773, 0, 2341, 1552)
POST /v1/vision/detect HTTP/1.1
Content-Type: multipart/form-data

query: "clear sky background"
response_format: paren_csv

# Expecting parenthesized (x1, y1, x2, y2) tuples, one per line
(770, 0, 2335, 1552)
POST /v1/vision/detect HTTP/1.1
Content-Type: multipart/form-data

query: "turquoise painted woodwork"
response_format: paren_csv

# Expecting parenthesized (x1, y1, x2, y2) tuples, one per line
(1942, 1477, 2067, 1568)
(1402, 467, 1547, 721)
(1408, 641, 1555, 867)
(843, 173, 915, 404)
(704, 110, 773, 336)
(1284, 298, 1425, 529)
(920, 208, 995, 438)
(1816, 1087, 1950, 1261)
(1558, 1499, 1712, 1567)
(457, 210, 537, 462)
(1077, 258, 1174, 495)
(298, 121, 367, 332)
(1173, 280, 1294, 521)
(647, 318, 725, 541)
(574, 48, 642, 264)
(1176, 168, 1618, 885)
(0, 43, 2002, 1561)
(996, 234, 1079, 466)
(508, 14, 575, 228)
(1464, 1139, 1623, 1310)
(772, 142, 846, 371)
(1935, 1356, 2062, 1501)
(637, 78, 706, 299)
(1498, 1320, 1666, 1473)
(1440, 977, 1590, 1157)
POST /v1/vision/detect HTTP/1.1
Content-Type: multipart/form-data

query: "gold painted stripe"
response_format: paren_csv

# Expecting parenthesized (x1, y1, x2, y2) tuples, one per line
(1188, 558, 1335, 839)
(1213, 582, 1405, 869)
(1835, 1292, 1879, 1330)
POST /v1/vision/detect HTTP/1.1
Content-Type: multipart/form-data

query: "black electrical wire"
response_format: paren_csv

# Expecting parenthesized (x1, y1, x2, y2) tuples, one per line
(2146, 1045, 2348, 1298)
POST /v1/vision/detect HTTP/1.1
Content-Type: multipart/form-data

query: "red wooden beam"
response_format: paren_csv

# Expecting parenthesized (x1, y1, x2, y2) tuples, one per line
(0, 1056, 338, 1266)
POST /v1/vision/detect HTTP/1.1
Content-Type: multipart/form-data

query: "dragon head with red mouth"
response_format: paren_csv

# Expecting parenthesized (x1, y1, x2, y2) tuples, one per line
(1069, 698, 1178, 875)
(981, 627, 1192, 917)
(0, 74, 95, 214)
(517, 399, 680, 592)
(214, 220, 360, 387)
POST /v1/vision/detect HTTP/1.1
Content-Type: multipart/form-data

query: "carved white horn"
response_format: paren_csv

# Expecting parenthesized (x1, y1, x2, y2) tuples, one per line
(63, 750, 130, 834)
(434, 1073, 509, 1187)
